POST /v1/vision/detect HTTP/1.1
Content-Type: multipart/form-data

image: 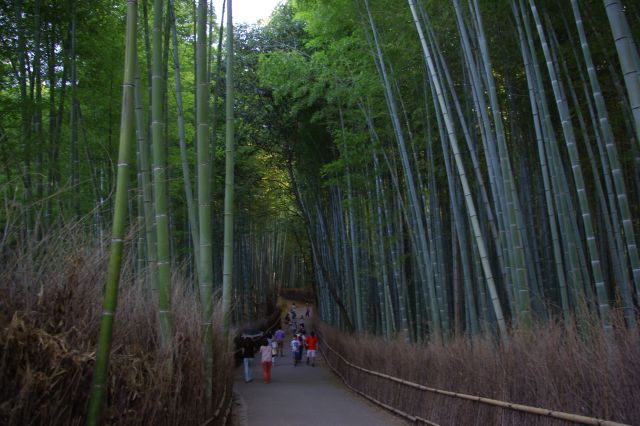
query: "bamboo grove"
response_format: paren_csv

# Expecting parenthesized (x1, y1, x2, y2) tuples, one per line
(3, 0, 640, 414)
(1, 0, 310, 421)
(256, 0, 640, 340)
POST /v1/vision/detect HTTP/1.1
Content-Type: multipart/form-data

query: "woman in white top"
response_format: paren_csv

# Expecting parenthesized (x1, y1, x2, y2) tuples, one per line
(259, 339, 273, 384)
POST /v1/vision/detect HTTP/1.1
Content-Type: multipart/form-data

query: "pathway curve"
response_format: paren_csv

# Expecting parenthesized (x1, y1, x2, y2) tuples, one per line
(232, 309, 407, 426)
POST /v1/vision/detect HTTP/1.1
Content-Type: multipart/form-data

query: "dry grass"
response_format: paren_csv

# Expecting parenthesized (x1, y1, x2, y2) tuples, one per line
(0, 223, 234, 425)
(318, 316, 640, 425)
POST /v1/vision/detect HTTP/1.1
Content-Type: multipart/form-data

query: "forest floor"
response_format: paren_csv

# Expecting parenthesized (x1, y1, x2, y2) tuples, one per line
(231, 308, 407, 426)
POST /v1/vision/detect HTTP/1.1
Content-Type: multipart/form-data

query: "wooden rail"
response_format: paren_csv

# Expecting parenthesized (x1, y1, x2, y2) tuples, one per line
(318, 334, 629, 426)
(320, 343, 440, 426)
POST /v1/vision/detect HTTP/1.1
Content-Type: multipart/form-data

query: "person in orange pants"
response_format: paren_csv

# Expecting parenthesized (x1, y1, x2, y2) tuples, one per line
(259, 338, 273, 383)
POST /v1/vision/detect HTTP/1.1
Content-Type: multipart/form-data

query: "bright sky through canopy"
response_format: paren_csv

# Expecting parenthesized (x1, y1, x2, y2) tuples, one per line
(212, 0, 283, 25)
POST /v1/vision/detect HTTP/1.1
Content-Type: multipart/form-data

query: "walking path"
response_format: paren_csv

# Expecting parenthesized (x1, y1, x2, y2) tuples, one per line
(232, 308, 407, 426)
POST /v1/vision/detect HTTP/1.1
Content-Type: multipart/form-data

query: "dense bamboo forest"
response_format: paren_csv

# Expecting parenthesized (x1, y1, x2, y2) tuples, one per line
(1, 0, 640, 424)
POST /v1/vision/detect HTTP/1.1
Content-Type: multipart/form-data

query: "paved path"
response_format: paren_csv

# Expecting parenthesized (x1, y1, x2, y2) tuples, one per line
(232, 312, 407, 426)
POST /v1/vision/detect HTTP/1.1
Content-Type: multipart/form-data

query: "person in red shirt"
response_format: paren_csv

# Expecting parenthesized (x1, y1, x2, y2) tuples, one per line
(305, 331, 318, 366)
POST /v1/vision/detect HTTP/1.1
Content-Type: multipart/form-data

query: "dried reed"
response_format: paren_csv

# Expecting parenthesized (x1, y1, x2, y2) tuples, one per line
(318, 315, 640, 425)
(0, 223, 233, 425)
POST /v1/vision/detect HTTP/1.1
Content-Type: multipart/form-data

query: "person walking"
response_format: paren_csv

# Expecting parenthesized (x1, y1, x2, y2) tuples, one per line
(305, 331, 318, 366)
(259, 338, 273, 383)
(296, 334, 305, 365)
(265, 332, 277, 366)
(291, 334, 301, 366)
(275, 326, 286, 356)
(241, 336, 255, 383)
(305, 303, 310, 318)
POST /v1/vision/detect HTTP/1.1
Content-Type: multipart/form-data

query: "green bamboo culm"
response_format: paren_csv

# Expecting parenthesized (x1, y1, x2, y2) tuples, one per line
(602, 0, 640, 146)
(221, 0, 234, 339)
(195, 0, 214, 398)
(169, 0, 200, 276)
(151, 0, 172, 347)
(86, 1, 137, 424)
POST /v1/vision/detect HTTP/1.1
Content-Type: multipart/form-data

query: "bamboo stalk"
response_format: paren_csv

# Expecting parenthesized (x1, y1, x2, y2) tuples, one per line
(151, 0, 172, 348)
(86, 1, 137, 423)
(194, 0, 214, 399)
(221, 0, 235, 339)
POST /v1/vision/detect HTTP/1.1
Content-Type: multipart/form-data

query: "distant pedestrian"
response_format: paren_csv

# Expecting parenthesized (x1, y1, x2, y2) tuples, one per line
(291, 335, 302, 366)
(298, 322, 306, 335)
(241, 336, 255, 383)
(305, 303, 310, 318)
(275, 327, 286, 356)
(305, 331, 318, 366)
(259, 338, 273, 383)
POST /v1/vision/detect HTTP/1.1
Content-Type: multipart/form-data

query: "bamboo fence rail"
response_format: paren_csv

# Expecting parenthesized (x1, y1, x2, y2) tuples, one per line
(318, 333, 629, 426)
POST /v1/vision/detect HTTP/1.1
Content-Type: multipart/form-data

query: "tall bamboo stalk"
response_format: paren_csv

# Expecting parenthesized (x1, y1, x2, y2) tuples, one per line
(69, 0, 80, 217)
(134, 60, 158, 292)
(221, 0, 235, 338)
(168, 0, 200, 274)
(151, 0, 172, 347)
(86, 1, 137, 423)
(195, 0, 214, 398)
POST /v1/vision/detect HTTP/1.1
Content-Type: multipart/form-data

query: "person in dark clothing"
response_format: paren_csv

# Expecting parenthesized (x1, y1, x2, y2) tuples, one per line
(242, 336, 255, 382)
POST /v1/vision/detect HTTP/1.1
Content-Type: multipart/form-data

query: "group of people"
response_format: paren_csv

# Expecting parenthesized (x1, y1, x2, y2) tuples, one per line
(291, 329, 317, 367)
(241, 304, 318, 384)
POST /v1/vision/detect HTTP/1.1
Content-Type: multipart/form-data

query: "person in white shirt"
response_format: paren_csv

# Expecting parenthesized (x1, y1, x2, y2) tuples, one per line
(259, 339, 273, 383)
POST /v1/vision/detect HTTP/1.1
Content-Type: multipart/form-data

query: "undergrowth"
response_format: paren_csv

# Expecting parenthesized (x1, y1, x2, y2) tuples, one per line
(0, 223, 233, 425)
(319, 316, 640, 425)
